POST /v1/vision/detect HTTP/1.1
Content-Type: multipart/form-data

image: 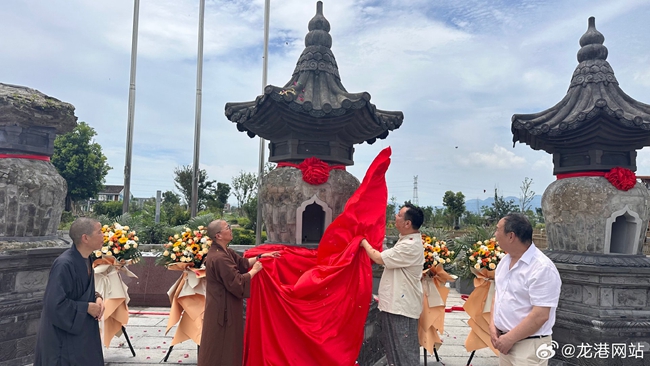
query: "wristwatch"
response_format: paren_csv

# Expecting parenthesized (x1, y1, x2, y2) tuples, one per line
(257, 254, 263, 260)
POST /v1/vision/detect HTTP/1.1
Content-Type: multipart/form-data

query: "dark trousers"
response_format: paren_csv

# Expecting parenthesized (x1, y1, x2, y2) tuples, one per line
(379, 311, 420, 366)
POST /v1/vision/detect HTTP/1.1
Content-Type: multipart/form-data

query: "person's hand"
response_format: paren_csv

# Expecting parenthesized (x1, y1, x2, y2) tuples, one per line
(87, 302, 101, 319)
(494, 332, 515, 355)
(251, 261, 263, 274)
(262, 251, 281, 258)
(360, 238, 369, 248)
(96, 297, 105, 320)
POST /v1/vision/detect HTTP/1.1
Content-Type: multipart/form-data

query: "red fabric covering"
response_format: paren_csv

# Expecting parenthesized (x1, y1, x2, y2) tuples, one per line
(243, 147, 391, 366)
(277, 157, 346, 185)
(556, 167, 637, 191)
(0, 154, 50, 161)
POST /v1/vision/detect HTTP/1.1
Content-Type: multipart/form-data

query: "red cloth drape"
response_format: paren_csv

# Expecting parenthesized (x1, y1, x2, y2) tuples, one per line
(0, 154, 50, 161)
(243, 147, 391, 366)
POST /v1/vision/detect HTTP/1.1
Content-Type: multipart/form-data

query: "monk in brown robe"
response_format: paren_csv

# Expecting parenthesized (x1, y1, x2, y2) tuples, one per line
(198, 219, 280, 366)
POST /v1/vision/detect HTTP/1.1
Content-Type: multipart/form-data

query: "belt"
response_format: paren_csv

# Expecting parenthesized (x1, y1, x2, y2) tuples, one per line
(497, 329, 550, 340)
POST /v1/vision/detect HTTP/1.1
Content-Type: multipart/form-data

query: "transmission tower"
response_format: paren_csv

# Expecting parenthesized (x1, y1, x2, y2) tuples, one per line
(413, 175, 419, 206)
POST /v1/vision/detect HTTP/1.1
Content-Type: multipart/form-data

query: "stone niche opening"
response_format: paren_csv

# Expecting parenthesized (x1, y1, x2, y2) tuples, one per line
(296, 195, 332, 245)
(605, 207, 642, 255)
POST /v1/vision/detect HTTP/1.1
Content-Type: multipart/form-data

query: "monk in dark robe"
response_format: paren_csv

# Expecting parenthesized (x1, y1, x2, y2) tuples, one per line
(198, 219, 280, 366)
(34, 217, 106, 366)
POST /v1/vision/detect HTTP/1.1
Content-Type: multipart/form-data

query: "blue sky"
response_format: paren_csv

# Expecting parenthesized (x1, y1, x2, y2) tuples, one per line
(3, 0, 650, 206)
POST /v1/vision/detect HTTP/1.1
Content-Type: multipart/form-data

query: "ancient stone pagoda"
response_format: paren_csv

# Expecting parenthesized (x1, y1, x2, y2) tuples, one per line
(225, 1, 403, 246)
(0, 82, 76, 365)
(512, 18, 650, 365)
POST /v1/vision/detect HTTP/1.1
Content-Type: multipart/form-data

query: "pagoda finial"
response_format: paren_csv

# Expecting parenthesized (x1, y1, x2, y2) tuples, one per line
(305, 1, 332, 48)
(577, 17, 608, 62)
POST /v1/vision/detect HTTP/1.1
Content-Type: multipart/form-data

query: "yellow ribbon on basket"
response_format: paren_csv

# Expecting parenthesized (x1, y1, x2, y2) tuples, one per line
(418, 265, 456, 353)
(463, 268, 499, 355)
(165, 263, 206, 346)
(93, 257, 138, 348)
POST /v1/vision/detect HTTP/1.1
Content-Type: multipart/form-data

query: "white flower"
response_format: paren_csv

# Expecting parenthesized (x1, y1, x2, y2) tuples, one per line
(173, 247, 180, 252)
(133, 243, 138, 248)
(185, 228, 191, 233)
(102, 247, 108, 254)
(201, 238, 207, 243)
(446, 258, 451, 263)
(113, 248, 120, 254)
(163, 251, 169, 256)
(174, 234, 179, 239)
(198, 225, 205, 230)
(474, 263, 481, 269)
(105, 251, 113, 257)
(94, 250, 102, 257)
(133, 236, 139, 241)
(114, 223, 123, 230)
(489, 263, 496, 270)
(123, 226, 130, 231)
(124, 244, 131, 250)
(171, 254, 176, 260)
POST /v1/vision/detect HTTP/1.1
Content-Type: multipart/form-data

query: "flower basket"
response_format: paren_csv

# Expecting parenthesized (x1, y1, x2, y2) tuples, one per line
(462, 238, 504, 355)
(165, 263, 206, 346)
(158, 226, 211, 346)
(91, 223, 142, 348)
(418, 234, 457, 353)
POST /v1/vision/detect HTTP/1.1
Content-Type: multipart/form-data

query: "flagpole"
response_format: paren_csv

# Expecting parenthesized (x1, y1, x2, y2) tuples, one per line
(123, 0, 140, 214)
(256, 0, 270, 244)
(191, 0, 206, 217)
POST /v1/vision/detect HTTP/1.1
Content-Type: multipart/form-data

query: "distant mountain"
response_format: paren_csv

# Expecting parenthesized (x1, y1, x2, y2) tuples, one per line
(465, 195, 542, 214)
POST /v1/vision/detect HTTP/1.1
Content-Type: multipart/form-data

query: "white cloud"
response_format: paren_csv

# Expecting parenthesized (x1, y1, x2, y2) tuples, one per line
(463, 145, 527, 169)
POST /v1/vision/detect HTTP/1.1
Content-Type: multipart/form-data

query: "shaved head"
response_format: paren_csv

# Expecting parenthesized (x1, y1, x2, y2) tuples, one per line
(207, 219, 227, 240)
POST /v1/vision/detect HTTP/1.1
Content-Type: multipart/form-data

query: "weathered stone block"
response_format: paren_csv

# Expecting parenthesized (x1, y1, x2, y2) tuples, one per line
(614, 288, 646, 308)
(14, 270, 48, 293)
(561, 284, 583, 302)
(600, 287, 614, 307)
(583, 285, 598, 305)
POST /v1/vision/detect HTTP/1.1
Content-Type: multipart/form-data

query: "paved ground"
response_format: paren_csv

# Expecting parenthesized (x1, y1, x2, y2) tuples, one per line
(103, 289, 498, 366)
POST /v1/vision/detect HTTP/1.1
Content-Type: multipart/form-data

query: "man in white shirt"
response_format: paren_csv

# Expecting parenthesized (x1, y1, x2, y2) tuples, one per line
(360, 203, 425, 366)
(490, 213, 562, 366)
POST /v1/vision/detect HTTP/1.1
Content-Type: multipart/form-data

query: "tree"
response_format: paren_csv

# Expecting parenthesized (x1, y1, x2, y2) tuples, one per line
(52, 122, 111, 212)
(442, 191, 465, 229)
(162, 190, 181, 206)
(207, 182, 231, 216)
(481, 188, 519, 221)
(519, 177, 535, 212)
(231, 171, 257, 215)
(386, 196, 398, 227)
(173, 165, 216, 210)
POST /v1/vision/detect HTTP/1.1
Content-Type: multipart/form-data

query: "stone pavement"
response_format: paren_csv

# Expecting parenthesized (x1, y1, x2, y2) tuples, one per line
(103, 289, 498, 366)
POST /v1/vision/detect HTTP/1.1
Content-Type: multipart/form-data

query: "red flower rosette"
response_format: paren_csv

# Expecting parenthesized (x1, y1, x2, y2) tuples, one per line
(298, 157, 330, 185)
(278, 157, 345, 185)
(604, 167, 637, 191)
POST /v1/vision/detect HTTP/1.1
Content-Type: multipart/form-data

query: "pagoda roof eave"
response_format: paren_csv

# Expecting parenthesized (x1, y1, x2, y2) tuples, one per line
(512, 74, 650, 153)
(225, 85, 403, 144)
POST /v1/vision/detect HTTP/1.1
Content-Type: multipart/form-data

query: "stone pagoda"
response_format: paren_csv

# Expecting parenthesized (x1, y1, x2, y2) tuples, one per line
(225, 1, 403, 246)
(0, 83, 77, 365)
(512, 18, 650, 365)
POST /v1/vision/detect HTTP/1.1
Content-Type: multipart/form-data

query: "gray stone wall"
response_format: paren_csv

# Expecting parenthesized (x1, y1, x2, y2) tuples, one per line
(0, 248, 66, 366)
(0, 159, 67, 246)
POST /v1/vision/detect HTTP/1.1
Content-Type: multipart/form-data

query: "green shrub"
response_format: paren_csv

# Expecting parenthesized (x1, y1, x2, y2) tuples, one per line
(93, 201, 124, 218)
(139, 223, 175, 244)
(231, 227, 255, 245)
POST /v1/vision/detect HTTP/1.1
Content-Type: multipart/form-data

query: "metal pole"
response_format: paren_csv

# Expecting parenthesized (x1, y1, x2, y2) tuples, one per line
(255, 0, 270, 245)
(123, 0, 140, 214)
(191, 0, 206, 218)
(155, 190, 161, 224)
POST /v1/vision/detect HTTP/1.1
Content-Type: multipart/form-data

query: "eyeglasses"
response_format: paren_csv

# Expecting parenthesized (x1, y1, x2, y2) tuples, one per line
(216, 224, 231, 234)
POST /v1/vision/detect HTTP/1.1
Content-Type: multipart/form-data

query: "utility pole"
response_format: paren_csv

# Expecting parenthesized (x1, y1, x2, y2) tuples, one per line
(122, 0, 140, 214)
(190, 0, 206, 217)
(413, 175, 419, 206)
(255, 0, 271, 245)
